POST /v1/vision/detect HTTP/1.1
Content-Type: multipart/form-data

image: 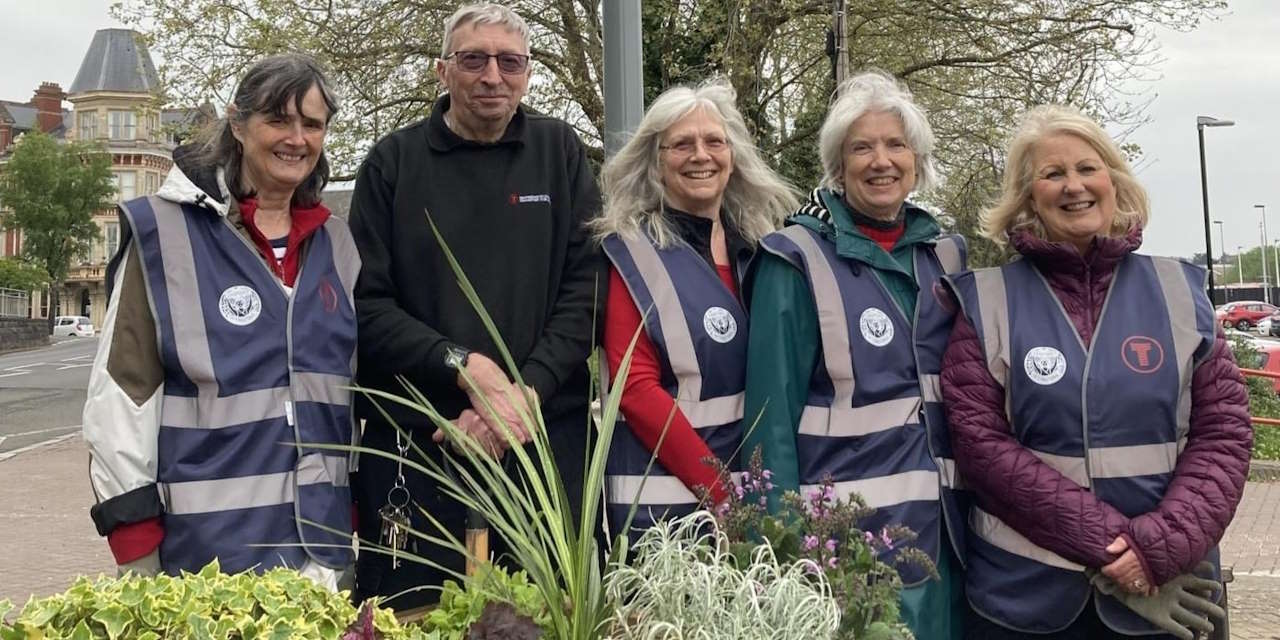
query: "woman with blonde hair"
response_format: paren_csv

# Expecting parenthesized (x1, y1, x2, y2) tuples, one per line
(595, 79, 798, 542)
(743, 70, 968, 639)
(941, 104, 1250, 638)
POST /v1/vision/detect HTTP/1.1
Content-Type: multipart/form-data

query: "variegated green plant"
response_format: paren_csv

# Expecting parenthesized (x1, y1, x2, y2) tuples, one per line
(0, 560, 424, 640)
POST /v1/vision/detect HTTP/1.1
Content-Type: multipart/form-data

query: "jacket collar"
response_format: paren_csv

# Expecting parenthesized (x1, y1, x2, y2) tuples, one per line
(155, 144, 231, 217)
(663, 206, 754, 284)
(791, 187, 941, 274)
(1009, 225, 1143, 275)
(425, 94, 527, 151)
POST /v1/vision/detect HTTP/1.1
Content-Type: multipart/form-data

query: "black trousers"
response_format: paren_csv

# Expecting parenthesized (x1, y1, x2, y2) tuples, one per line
(352, 410, 595, 611)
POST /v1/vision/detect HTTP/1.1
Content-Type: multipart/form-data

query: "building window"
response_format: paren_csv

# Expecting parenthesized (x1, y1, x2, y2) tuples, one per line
(114, 171, 136, 202)
(109, 110, 136, 140)
(143, 172, 157, 195)
(148, 114, 160, 143)
(78, 112, 98, 139)
(104, 222, 120, 261)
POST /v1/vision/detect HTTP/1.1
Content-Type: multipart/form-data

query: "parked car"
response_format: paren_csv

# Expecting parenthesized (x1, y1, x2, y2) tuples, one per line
(52, 315, 94, 337)
(1258, 312, 1280, 337)
(1216, 301, 1278, 330)
(1249, 340, 1280, 395)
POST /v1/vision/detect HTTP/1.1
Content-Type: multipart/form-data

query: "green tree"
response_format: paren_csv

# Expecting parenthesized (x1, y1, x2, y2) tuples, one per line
(115, 0, 1225, 265)
(0, 257, 51, 292)
(0, 132, 115, 330)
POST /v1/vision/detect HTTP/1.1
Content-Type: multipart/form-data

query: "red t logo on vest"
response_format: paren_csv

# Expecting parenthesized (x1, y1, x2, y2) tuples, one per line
(319, 278, 339, 313)
(1121, 335, 1164, 374)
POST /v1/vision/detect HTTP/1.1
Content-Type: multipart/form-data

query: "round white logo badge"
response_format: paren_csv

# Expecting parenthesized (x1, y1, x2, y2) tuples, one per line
(858, 307, 894, 347)
(218, 285, 262, 326)
(1024, 346, 1067, 385)
(702, 306, 737, 344)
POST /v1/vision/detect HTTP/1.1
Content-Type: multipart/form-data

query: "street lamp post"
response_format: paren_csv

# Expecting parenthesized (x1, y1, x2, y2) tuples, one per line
(1262, 221, 1271, 304)
(1238, 246, 1245, 286)
(1214, 220, 1226, 261)
(1261, 205, 1274, 304)
(1198, 115, 1235, 303)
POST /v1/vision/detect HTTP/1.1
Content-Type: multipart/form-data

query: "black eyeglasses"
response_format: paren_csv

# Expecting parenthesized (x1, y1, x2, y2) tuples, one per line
(445, 51, 531, 75)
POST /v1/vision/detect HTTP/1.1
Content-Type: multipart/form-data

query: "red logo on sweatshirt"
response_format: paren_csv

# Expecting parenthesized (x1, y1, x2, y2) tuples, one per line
(1121, 336, 1164, 374)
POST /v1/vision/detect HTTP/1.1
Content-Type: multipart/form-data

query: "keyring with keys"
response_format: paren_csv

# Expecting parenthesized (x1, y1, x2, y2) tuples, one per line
(378, 430, 416, 569)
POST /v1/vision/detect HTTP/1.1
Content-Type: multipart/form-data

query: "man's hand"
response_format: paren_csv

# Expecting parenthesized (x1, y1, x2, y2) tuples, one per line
(1103, 536, 1155, 596)
(433, 409, 505, 458)
(456, 353, 537, 445)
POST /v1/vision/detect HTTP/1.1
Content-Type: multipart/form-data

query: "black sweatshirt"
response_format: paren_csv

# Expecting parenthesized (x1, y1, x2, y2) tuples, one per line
(348, 96, 604, 428)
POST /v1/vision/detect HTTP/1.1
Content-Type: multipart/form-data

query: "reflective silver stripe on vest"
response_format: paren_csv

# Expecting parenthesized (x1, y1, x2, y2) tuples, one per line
(970, 506, 1083, 571)
(802, 469, 940, 510)
(609, 471, 745, 505)
(322, 217, 360, 311)
(161, 372, 350, 429)
(778, 227, 855, 409)
(934, 236, 964, 275)
(971, 269, 1012, 388)
(618, 233, 704, 403)
(1152, 259, 1199, 442)
(1028, 440, 1187, 486)
(298, 452, 349, 487)
(679, 393, 745, 429)
(920, 373, 942, 403)
(151, 199, 221, 391)
(163, 471, 294, 515)
(797, 397, 921, 437)
(935, 456, 964, 489)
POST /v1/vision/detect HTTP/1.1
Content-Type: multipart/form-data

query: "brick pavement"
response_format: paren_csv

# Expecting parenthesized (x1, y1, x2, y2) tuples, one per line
(1, 437, 1278, 637)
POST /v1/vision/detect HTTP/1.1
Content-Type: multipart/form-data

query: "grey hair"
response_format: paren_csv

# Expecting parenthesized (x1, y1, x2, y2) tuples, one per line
(594, 78, 800, 248)
(441, 3, 531, 57)
(817, 70, 938, 194)
(194, 53, 339, 207)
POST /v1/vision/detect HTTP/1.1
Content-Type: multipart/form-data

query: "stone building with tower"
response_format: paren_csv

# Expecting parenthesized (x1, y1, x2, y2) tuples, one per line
(0, 28, 209, 325)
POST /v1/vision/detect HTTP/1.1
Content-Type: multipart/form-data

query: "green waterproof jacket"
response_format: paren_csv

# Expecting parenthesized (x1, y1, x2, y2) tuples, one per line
(741, 188, 944, 501)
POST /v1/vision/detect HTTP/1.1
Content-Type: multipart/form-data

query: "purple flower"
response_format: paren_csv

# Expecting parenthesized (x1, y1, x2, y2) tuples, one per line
(764, 482, 774, 491)
(881, 529, 894, 548)
(742, 471, 752, 485)
(761, 469, 773, 480)
(825, 538, 837, 553)
(803, 535, 819, 551)
(734, 484, 745, 500)
(827, 556, 838, 569)
(864, 531, 875, 544)
(757, 495, 768, 507)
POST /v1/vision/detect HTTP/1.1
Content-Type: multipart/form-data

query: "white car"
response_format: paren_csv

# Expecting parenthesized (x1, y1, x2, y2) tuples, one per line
(52, 315, 94, 337)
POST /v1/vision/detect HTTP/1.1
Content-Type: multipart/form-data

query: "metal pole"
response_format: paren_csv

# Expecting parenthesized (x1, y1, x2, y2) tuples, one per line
(1198, 125, 1216, 302)
(1262, 211, 1272, 303)
(1238, 247, 1245, 285)
(602, 0, 644, 157)
(833, 0, 848, 87)
(1215, 221, 1226, 265)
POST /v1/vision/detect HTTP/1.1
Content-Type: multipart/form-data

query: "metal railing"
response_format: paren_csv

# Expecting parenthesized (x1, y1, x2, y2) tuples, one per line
(0, 287, 30, 318)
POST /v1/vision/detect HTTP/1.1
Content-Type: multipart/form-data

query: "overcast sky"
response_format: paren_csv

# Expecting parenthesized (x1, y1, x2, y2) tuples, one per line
(2, 0, 1276, 260)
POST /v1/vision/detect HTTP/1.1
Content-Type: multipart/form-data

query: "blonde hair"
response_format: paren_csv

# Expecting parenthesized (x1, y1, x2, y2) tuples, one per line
(981, 104, 1149, 244)
(593, 78, 799, 247)
(817, 70, 938, 193)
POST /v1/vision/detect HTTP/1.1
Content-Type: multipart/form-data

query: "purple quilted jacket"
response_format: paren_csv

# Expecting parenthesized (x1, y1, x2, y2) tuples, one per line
(941, 226, 1253, 585)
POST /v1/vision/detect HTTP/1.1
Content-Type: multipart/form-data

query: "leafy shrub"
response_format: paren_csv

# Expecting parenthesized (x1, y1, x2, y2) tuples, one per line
(707, 448, 926, 640)
(604, 511, 841, 640)
(0, 560, 425, 640)
(1228, 336, 1280, 460)
(418, 565, 552, 639)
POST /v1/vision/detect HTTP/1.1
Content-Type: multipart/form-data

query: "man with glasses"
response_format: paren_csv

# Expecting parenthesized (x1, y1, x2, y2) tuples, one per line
(347, 2, 603, 610)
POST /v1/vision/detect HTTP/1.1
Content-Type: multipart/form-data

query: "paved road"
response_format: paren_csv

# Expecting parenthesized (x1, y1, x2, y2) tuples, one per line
(0, 338, 96, 457)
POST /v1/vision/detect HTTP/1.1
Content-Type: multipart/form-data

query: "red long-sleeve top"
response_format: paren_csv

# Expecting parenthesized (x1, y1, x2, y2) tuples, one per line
(603, 263, 738, 505)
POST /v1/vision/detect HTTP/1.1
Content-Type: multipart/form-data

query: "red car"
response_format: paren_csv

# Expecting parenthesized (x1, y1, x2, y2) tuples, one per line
(1250, 340, 1280, 395)
(1216, 301, 1278, 330)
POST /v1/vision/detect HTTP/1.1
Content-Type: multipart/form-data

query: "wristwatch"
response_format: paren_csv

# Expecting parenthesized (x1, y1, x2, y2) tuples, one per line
(444, 345, 472, 371)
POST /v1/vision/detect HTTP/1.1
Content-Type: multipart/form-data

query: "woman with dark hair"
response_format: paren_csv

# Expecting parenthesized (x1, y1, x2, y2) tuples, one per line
(82, 53, 360, 589)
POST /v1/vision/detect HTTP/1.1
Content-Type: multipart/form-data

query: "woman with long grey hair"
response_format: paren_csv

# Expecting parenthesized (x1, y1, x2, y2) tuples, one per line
(594, 79, 798, 543)
(83, 53, 359, 589)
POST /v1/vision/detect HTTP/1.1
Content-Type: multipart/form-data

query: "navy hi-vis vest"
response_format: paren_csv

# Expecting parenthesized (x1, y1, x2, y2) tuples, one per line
(758, 222, 967, 586)
(602, 231, 746, 542)
(946, 254, 1217, 634)
(120, 195, 360, 575)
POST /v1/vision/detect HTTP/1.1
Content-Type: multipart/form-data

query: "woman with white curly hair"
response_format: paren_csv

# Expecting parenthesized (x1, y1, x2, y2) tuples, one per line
(742, 70, 968, 639)
(594, 79, 798, 543)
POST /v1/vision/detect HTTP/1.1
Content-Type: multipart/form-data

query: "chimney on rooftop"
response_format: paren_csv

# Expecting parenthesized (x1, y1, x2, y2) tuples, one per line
(33, 82, 66, 133)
